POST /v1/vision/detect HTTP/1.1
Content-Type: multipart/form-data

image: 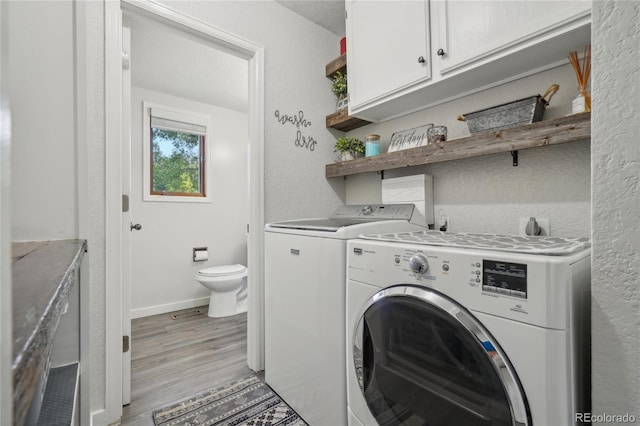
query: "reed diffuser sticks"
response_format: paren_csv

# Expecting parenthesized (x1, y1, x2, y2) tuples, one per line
(569, 44, 591, 112)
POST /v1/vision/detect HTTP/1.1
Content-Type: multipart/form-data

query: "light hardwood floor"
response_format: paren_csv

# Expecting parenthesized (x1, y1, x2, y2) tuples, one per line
(119, 307, 254, 425)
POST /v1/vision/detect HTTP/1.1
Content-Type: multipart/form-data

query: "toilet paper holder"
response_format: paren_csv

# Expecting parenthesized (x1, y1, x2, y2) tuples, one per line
(193, 247, 208, 262)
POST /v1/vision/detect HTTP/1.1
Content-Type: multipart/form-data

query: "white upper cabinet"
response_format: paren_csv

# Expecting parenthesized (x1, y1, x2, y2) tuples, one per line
(346, 0, 431, 111)
(346, 0, 591, 122)
(435, 1, 591, 76)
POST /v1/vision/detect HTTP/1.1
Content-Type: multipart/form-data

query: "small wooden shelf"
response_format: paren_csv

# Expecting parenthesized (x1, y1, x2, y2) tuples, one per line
(325, 54, 346, 78)
(325, 54, 372, 132)
(326, 109, 372, 132)
(326, 113, 590, 178)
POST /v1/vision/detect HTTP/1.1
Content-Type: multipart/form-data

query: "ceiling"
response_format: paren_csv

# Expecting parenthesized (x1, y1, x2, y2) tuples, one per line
(275, 0, 346, 37)
(127, 13, 249, 112)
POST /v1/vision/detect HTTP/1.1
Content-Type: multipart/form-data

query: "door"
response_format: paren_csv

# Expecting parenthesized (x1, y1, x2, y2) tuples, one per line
(121, 23, 132, 405)
(121, 9, 251, 405)
(353, 285, 530, 426)
(346, 0, 431, 111)
(434, 0, 591, 76)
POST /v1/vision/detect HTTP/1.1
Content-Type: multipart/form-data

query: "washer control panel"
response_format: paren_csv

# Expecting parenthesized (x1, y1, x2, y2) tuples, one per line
(350, 244, 530, 301)
(481, 260, 528, 298)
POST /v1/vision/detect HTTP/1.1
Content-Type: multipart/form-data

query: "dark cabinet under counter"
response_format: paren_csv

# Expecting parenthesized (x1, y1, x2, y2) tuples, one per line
(12, 239, 87, 426)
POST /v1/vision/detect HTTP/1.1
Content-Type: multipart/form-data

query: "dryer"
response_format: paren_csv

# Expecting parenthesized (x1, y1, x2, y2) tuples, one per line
(264, 204, 427, 426)
(346, 231, 591, 426)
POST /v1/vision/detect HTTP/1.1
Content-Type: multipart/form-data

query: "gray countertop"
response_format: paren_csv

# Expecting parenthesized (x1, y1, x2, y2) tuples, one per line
(11, 239, 87, 426)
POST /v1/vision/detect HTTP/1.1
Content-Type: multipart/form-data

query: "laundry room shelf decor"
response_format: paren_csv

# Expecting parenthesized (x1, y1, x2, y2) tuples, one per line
(325, 54, 372, 132)
(325, 112, 590, 178)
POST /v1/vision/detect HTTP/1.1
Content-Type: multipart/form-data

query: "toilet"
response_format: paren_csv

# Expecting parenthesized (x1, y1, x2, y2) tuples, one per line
(196, 264, 248, 318)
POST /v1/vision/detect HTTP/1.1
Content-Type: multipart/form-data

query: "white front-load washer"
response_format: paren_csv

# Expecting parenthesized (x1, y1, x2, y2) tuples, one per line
(264, 204, 428, 426)
(346, 231, 591, 426)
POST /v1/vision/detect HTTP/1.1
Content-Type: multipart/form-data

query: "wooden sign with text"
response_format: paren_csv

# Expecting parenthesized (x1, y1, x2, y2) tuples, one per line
(388, 124, 432, 152)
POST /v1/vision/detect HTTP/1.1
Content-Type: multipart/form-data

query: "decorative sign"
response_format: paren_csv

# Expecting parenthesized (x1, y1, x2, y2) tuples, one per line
(274, 109, 317, 152)
(388, 124, 432, 152)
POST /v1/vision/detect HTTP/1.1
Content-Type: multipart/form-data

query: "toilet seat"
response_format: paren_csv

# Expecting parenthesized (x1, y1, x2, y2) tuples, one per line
(198, 264, 247, 278)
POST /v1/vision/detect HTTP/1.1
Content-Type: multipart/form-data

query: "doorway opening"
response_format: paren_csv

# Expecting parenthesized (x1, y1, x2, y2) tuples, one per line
(106, 1, 265, 421)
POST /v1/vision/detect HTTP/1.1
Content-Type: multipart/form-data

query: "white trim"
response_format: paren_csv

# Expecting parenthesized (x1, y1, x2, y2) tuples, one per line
(142, 101, 213, 202)
(0, 2, 13, 423)
(104, 0, 124, 424)
(74, 0, 93, 423)
(246, 46, 265, 372)
(130, 296, 211, 319)
(105, 1, 266, 422)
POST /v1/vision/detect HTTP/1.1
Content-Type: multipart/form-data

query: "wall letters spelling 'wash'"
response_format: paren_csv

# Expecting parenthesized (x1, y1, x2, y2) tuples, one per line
(274, 109, 317, 152)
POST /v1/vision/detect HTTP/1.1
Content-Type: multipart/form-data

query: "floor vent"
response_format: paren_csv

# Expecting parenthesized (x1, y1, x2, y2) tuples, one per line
(170, 307, 206, 320)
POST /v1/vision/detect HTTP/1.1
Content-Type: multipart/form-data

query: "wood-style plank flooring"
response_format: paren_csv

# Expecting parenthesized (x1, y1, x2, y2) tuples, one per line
(119, 307, 254, 425)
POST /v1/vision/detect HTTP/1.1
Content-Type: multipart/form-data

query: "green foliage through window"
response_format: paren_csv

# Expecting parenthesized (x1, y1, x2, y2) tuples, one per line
(151, 128, 204, 196)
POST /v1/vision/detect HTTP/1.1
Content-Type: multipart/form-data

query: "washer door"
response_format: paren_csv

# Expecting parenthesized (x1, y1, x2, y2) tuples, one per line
(353, 285, 531, 426)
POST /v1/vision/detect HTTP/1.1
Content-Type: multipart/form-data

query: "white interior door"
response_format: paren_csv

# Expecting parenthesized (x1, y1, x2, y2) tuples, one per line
(121, 23, 132, 405)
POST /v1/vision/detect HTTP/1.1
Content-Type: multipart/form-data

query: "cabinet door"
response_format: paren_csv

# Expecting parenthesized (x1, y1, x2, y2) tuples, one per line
(435, 0, 591, 76)
(346, 0, 431, 112)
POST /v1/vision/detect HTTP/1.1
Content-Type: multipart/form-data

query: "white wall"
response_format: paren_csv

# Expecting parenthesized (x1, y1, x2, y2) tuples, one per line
(8, 0, 78, 241)
(345, 63, 591, 237)
(130, 87, 249, 317)
(591, 0, 640, 420)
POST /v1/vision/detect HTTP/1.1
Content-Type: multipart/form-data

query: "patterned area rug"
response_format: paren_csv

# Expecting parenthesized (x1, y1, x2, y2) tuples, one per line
(152, 375, 308, 426)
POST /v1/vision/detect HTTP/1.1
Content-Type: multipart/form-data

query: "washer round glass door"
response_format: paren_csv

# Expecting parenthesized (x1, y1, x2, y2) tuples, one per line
(353, 285, 530, 426)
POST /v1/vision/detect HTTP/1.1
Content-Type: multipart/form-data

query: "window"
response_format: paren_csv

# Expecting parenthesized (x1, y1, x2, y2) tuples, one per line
(143, 104, 211, 202)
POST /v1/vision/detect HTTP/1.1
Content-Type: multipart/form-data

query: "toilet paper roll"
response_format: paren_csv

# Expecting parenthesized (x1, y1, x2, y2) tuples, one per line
(194, 250, 208, 262)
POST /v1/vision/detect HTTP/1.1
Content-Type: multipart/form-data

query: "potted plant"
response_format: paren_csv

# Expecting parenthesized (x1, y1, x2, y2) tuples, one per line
(331, 71, 348, 111)
(334, 136, 364, 161)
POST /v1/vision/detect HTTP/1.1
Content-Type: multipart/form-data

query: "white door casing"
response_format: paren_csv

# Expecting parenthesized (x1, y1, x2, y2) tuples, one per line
(0, 2, 13, 423)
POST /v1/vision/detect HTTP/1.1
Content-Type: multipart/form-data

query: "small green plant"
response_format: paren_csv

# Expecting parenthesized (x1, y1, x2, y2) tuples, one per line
(334, 137, 364, 154)
(331, 71, 348, 98)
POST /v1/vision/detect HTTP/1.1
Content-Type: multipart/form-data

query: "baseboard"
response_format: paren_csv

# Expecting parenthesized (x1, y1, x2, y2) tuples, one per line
(131, 297, 210, 319)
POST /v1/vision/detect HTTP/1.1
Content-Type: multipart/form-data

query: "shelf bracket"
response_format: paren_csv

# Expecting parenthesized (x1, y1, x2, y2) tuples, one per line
(511, 150, 518, 167)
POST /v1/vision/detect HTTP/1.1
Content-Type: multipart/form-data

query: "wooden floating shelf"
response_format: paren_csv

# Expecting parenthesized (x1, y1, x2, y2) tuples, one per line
(326, 109, 372, 132)
(325, 54, 346, 78)
(326, 112, 591, 178)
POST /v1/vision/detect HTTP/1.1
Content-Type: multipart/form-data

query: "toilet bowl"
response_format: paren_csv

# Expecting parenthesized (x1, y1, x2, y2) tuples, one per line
(196, 264, 248, 318)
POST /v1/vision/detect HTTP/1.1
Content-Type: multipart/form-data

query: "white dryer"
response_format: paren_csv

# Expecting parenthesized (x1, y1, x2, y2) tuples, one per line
(346, 231, 591, 426)
(264, 204, 428, 426)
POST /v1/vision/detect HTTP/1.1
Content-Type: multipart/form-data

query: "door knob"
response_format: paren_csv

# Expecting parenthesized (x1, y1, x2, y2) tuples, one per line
(130, 223, 142, 231)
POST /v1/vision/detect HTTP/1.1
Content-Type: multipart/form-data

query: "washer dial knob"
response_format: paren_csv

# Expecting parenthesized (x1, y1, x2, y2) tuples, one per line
(362, 205, 374, 215)
(409, 253, 429, 274)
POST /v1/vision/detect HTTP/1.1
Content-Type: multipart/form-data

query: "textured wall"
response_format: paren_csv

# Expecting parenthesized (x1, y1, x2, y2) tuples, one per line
(345, 63, 591, 237)
(591, 0, 640, 420)
(8, 1, 78, 240)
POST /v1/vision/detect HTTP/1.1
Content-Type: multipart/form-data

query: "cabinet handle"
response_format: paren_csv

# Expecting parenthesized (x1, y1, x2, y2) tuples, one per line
(417, 56, 426, 64)
(437, 48, 446, 57)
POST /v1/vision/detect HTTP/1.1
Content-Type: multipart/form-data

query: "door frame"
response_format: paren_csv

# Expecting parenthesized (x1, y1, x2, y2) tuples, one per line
(105, 0, 265, 422)
(0, 2, 13, 423)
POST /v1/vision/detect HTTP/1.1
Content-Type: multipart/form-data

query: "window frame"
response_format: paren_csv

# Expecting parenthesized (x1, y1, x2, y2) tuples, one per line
(142, 102, 212, 203)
